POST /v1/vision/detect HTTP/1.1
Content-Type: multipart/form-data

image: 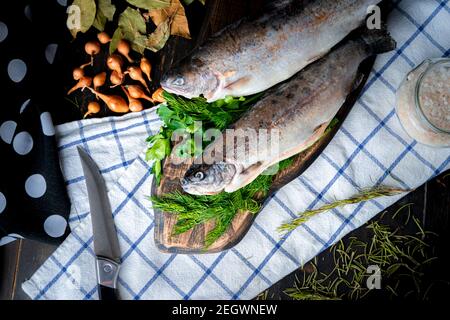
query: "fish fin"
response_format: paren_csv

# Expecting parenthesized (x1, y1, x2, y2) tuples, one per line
(224, 76, 251, 91)
(267, 121, 330, 168)
(225, 161, 267, 193)
(223, 70, 237, 78)
(204, 91, 216, 101)
(305, 52, 327, 65)
(312, 121, 330, 137)
(224, 121, 332, 193)
(359, 26, 397, 55)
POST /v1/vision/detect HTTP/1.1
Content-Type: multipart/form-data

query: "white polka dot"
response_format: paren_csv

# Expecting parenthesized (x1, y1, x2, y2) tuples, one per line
(25, 174, 47, 198)
(0, 120, 17, 144)
(0, 21, 7, 42)
(40, 112, 55, 136)
(0, 192, 6, 214)
(20, 98, 31, 114)
(7, 59, 27, 83)
(24, 5, 32, 21)
(45, 44, 58, 64)
(57, 0, 68, 6)
(0, 236, 16, 246)
(13, 131, 33, 155)
(44, 215, 67, 238)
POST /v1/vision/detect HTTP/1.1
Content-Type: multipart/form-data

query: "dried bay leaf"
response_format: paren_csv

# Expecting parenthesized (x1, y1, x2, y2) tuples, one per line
(146, 18, 171, 52)
(109, 28, 123, 54)
(149, 0, 191, 39)
(93, 0, 116, 31)
(126, 0, 171, 10)
(118, 7, 147, 38)
(132, 34, 152, 54)
(68, 0, 96, 38)
(117, 7, 147, 53)
(111, 0, 189, 54)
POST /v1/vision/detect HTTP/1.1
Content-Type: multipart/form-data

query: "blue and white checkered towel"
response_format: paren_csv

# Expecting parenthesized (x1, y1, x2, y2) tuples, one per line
(22, 0, 450, 300)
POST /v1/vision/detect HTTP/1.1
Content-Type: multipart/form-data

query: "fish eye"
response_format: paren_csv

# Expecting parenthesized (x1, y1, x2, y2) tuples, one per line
(194, 171, 205, 180)
(173, 76, 185, 86)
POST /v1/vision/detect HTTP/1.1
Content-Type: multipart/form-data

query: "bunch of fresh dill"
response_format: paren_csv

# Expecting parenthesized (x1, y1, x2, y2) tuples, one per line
(151, 158, 295, 248)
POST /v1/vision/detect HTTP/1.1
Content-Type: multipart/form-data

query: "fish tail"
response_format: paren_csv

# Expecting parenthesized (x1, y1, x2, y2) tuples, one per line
(359, 25, 397, 55)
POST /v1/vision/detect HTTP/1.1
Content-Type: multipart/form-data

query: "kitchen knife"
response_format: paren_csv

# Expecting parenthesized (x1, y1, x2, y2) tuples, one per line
(77, 146, 121, 300)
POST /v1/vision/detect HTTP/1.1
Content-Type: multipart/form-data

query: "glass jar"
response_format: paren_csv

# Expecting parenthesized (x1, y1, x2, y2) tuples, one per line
(396, 58, 450, 148)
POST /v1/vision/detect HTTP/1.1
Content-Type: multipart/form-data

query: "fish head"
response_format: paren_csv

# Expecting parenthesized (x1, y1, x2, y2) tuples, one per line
(161, 62, 220, 100)
(180, 162, 236, 195)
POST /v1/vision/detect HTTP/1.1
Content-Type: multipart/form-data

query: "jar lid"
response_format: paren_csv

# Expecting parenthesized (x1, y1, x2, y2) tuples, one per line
(417, 59, 450, 134)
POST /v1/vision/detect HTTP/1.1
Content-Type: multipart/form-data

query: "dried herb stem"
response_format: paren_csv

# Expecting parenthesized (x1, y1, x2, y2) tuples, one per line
(278, 187, 409, 234)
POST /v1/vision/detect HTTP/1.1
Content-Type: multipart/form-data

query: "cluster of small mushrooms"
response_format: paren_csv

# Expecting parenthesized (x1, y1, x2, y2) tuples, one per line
(67, 31, 165, 118)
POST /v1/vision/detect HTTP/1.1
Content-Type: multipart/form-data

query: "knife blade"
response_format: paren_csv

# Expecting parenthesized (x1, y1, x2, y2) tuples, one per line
(77, 146, 121, 300)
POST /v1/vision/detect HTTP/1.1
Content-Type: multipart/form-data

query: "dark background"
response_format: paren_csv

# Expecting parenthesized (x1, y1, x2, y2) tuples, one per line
(0, 0, 449, 300)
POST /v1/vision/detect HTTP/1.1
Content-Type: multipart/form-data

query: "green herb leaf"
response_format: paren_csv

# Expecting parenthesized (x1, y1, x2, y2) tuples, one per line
(157, 105, 175, 123)
(174, 139, 191, 158)
(92, 0, 116, 31)
(149, 138, 170, 161)
(146, 133, 163, 144)
(126, 0, 171, 10)
(67, 0, 97, 38)
(152, 160, 162, 185)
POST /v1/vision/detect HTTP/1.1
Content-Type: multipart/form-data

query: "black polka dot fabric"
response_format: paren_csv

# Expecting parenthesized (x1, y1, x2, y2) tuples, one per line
(0, 1, 71, 245)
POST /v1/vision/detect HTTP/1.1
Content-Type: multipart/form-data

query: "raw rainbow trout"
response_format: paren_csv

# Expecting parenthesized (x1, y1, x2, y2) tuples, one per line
(161, 0, 382, 102)
(181, 29, 396, 195)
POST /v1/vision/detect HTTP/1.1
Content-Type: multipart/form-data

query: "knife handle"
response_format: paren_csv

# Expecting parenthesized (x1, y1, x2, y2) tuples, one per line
(96, 257, 120, 301)
(99, 285, 117, 300)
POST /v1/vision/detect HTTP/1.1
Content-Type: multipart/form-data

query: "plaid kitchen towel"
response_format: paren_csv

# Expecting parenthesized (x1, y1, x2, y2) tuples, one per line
(22, 0, 450, 300)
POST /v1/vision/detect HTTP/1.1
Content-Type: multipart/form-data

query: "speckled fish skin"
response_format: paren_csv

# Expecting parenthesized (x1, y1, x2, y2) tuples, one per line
(181, 29, 396, 195)
(161, 0, 381, 102)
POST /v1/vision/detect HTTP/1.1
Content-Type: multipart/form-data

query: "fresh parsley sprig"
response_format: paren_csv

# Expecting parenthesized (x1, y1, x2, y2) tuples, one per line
(145, 91, 260, 184)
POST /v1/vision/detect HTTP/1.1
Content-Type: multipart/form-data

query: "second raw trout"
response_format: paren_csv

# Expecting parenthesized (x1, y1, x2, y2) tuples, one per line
(181, 29, 396, 195)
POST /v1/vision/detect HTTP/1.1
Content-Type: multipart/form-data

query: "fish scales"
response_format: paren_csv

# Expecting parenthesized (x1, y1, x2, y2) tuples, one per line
(161, 0, 381, 102)
(181, 29, 396, 195)
(219, 39, 367, 174)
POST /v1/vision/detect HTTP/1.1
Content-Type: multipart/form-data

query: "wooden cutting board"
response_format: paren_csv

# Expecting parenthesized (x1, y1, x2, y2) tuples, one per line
(151, 0, 376, 254)
(152, 55, 374, 254)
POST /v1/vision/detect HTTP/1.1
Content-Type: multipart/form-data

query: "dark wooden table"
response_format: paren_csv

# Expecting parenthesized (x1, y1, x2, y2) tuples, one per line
(1, 171, 449, 300)
(1, 0, 449, 300)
